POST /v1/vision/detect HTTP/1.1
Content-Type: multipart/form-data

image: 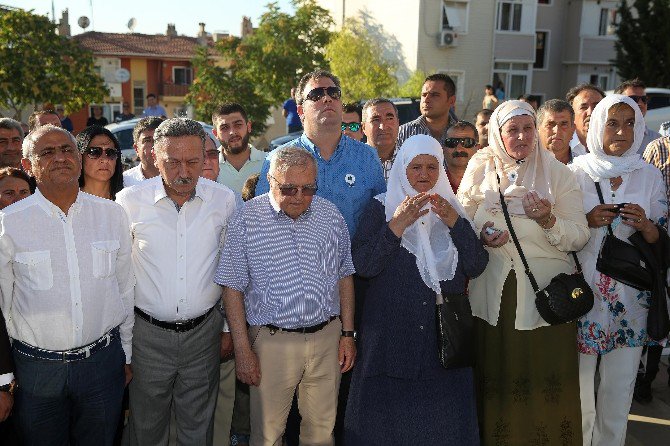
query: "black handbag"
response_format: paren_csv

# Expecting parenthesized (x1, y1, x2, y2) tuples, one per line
(436, 293, 473, 369)
(498, 188, 594, 325)
(593, 182, 653, 291)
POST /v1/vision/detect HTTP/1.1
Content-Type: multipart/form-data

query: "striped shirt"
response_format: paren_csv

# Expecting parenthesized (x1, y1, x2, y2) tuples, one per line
(643, 136, 670, 205)
(396, 114, 457, 149)
(214, 194, 355, 329)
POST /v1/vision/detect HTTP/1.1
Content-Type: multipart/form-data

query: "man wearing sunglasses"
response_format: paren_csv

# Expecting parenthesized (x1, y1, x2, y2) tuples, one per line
(614, 78, 661, 155)
(256, 70, 386, 237)
(443, 121, 481, 193)
(397, 73, 458, 149)
(342, 103, 364, 142)
(217, 146, 355, 446)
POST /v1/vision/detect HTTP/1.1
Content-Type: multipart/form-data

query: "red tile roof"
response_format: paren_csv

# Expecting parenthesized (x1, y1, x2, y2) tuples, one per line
(73, 31, 215, 59)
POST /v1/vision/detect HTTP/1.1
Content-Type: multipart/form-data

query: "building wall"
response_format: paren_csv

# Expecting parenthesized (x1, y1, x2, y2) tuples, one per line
(534, 0, 570, 101)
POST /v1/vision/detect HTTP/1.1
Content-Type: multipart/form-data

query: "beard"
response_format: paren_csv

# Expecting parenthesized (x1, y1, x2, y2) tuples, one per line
(222, 132, 250, 155)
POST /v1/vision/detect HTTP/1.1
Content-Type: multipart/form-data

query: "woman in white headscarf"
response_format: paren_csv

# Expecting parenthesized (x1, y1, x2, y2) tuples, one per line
(568, 95, 667, 446)
(344, 134, 488, 445)
(458, 100, 590, 445)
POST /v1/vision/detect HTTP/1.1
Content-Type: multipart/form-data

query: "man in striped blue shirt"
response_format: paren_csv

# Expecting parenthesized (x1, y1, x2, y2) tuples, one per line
(216, 146, 356, 446)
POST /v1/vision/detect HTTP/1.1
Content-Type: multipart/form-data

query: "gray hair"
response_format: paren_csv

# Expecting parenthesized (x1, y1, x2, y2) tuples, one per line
(269, 146, 317, 176)
(0, 118, 24, 139)
(536, 99, 575, 126)
(362, 98, 398, 122)
(22, 124, 76, 159)
(153, 118, 206, 155)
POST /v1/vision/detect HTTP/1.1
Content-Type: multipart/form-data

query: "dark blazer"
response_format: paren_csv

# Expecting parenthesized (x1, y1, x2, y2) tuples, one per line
(0, 312, 13, 376)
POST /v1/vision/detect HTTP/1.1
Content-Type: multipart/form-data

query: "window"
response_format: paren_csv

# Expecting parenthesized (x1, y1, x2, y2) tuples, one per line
(497, 1, 522, 31)
(538, 0, 551, 4)
(441, 1, 469, 33)
(589, 74, 609, 91)
(493, 62, 530, 100)
(598, 8, 619, 36)
(437, 69, 465, 102)
(133, 83, 145, 115)
(173, 67, 193, 85)
(534, 31, 548, 69)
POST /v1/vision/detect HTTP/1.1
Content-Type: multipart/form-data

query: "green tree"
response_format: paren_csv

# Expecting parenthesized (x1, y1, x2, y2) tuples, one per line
(397, 69, 428, 98)
(186, 0, 333, 133)
(0, 8, 107, 119)
(325, 18, 398, 102)
(613, 0, 670, 86)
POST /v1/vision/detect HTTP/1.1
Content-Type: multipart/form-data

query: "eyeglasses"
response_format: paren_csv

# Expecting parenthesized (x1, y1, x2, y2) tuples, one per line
(628, 95, 648, 104)
(444, 137, 477, 149)
(269, 175, 318, 196)
(84, 147, 119, 159)
(341, 122, 361, 132)
(304, 86, 342, 103)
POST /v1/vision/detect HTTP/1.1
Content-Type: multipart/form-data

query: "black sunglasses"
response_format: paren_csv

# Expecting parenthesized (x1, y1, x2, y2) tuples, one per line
(341, 122, 361, 132)
(628, 95, 648, 104)
(444, 137, 477, 149)
(305, 86, 342, 103)
(269, 175, 318, 196)
(84, 147, 119, 159)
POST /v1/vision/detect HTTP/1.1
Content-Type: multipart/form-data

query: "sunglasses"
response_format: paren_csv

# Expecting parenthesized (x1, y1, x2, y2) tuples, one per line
(269, 175, 318, 196)
(341, 122, 361, 132)
(628, 95, 648, 104)
(444, 137, 477, 149)
(84, 147, 119, 159)
(304, 86, 342, 103)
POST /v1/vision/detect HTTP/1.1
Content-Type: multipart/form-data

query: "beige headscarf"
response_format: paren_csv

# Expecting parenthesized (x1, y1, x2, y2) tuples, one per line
(458, 100, 555, 216)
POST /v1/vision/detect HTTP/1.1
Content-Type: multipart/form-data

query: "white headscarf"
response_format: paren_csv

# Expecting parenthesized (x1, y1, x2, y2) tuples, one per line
(458, 100, 555, 216)
(375, 134, 472, 293)
(570, 94, 648, 181)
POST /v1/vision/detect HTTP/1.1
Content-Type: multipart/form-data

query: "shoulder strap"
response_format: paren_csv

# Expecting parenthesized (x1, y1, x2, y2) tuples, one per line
(593, 181, 614, 236)
(496, 177, 541, 293)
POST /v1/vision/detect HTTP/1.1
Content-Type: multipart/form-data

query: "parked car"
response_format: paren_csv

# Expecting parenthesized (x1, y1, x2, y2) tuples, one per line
(606, 87, 670, 133)
(267, 97, 422, 151)
(105, 118, 216, 167)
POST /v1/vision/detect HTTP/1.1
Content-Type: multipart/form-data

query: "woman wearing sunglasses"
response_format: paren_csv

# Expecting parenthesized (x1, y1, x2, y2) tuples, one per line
(76, 126, 124, 200)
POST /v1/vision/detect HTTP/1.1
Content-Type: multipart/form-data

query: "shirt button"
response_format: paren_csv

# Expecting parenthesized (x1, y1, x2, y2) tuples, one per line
(180, 299, 185, 303)
(422, 301, 427, 306)
(419, 325, 424, 330)
(180, 255, 184, 259)
(180, 277, 184, 280)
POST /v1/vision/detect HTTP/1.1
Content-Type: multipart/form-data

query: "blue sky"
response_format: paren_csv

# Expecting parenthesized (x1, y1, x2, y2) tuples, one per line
(5, 0, 295, 37)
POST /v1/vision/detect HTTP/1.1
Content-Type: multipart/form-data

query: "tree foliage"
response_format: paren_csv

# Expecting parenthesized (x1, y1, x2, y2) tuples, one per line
(614, 0, 670, 87)
(187, 0, 333, 130)
(0, 8, 108, 119)
(397, 69, 428, 98)
(325, 18, 398, 102)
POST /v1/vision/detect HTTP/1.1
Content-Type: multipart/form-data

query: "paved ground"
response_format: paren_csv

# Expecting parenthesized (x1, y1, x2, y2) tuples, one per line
(626, 353, 670, 445)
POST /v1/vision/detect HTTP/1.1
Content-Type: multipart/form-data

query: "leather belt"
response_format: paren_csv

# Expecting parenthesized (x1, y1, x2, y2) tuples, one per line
(13, 327, 119, 362)
(134, 306, 214, 333)
(265, 316, 337, 334)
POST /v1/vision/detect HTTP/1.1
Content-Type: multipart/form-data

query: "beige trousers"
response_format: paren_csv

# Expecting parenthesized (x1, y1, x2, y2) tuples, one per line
(249, 319, 342, 446)
(213, 359, 236, 446)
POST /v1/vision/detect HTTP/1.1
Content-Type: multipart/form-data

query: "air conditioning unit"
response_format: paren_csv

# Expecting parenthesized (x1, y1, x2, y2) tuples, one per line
(439, 30, 458, 47)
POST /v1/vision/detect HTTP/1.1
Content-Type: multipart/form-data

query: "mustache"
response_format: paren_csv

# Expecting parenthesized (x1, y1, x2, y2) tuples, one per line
(174, 177, 193, 185)
(451, 151, 470, 158)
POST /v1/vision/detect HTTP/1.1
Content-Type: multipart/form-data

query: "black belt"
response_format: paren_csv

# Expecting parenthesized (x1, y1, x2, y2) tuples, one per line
(265, 316, 337, 334)
(13, 327, 119, 362)
(134, 306, 214, 333)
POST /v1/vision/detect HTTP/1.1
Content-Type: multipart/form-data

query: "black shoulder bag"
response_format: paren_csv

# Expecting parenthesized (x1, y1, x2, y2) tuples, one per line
(593, 181, 653, 291)
(498, 187, 594, 325)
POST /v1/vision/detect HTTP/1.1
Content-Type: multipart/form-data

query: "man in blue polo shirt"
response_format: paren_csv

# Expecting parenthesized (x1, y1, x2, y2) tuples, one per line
(256, 69, 386, 236)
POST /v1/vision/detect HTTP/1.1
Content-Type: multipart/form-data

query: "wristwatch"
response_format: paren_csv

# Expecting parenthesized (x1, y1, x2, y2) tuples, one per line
(341, 330, 357, 339)
(0, 380, 16, 395)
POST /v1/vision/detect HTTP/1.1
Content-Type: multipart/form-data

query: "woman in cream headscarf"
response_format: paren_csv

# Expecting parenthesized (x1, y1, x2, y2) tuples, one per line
(344, 134, 488, 445)
(458, 100, 590, 445)
(568, 95, 667, 446)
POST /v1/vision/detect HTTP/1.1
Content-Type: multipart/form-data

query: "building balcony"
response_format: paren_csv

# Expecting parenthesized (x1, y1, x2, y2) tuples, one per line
(160, 83, 190, 98)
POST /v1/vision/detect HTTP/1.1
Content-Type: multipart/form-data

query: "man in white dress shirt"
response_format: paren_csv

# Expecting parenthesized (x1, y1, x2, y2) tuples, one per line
(116, 118, 237, 445)
(0, 125, 134, 445)
(122, 117, 164, 187)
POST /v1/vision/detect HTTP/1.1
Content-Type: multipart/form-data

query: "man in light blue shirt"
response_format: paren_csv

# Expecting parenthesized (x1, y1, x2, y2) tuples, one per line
(255, 70, 386, 236)
(142, 93, 167, 118)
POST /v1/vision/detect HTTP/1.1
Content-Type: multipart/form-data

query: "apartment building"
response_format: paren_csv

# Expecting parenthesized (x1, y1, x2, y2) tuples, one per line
(319, 0, 625, 117)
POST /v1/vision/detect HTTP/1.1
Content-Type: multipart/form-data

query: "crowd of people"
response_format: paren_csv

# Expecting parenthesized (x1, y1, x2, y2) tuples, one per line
(0, 68, 668, 446)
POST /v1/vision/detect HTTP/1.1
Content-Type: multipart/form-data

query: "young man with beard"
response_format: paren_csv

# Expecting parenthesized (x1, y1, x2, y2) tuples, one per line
(443, 121, 481, 193)
(212, 103, 265, 194)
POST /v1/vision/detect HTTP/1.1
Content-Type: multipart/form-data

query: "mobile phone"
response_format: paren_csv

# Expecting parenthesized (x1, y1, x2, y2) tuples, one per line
(613, 203, 629, 214)
(485, 227, 500, 236)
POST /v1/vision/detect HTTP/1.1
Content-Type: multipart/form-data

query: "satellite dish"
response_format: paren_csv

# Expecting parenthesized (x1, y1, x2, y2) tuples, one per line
(78, 16, 90, 29)
(127, 18, 137, 33)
